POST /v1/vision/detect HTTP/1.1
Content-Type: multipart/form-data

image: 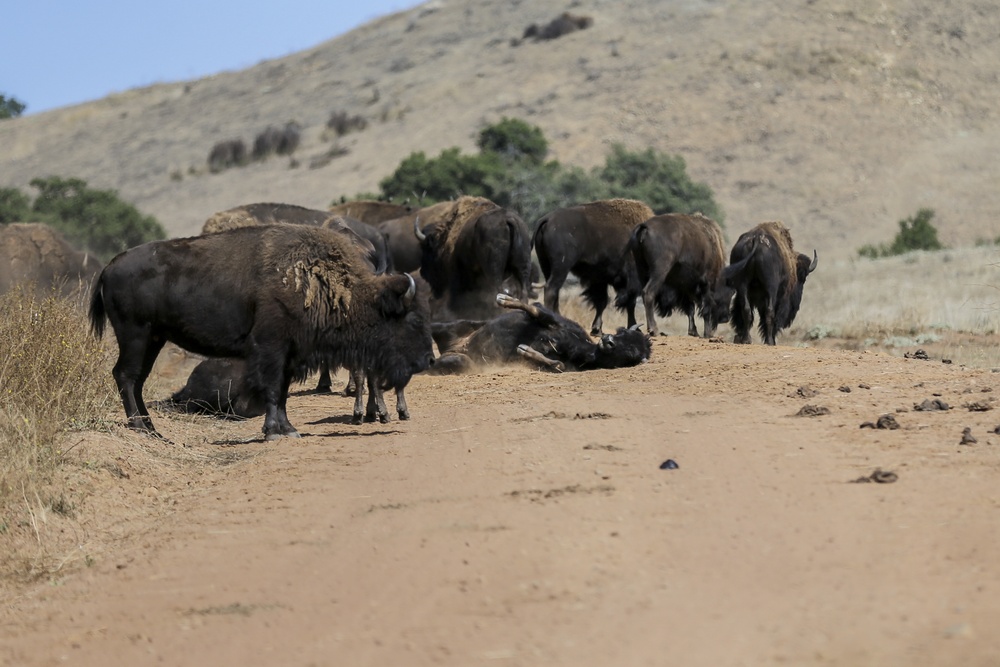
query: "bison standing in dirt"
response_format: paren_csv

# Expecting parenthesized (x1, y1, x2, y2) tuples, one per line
(533, 198, 654, 334)
(627, 213, 742, 338)
(429, 294, 651, 374)
(89, 224, 434, 440)
(0, 223, 101, 295)
(725, 221, 818, 345)
(415, 196, 532, 319)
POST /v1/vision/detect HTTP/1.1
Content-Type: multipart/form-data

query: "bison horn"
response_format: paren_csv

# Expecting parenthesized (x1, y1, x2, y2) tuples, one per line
(413, 216, 426, 242)
(808, 249, 818, 274)
(403, 272, 416, 307)
(629, 323, 642, 331)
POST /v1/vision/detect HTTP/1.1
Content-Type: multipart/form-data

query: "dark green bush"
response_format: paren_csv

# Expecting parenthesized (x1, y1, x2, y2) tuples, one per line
(372, 119, 722, 228)
(0, 188, 32, 223)
(0, 94, 26, 120)
(2, 177, 166, 260)
(858, 208, 943, 258)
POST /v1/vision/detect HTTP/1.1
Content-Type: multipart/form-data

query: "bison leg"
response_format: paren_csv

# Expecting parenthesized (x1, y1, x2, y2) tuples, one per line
(762, 290, 778, 346)
(395, 387, 410, 420)
(732, 288, 753, 345)
(364, 373, 390, 424)
(497, 294, 568, 329)
(426, 353, 475, 375)
(641, 282, 661, 338)
(517, 344, 565, 373)
(687, 310, 700, 337)
(343, 372, 357, 397)
(351, 367, 366, 424)
(252, 344, 300, 440)
(112, 332, 165, 436)
(314, 359, 333, 393)
(542, 266, 569, 315)
(586, 285, 610, 335)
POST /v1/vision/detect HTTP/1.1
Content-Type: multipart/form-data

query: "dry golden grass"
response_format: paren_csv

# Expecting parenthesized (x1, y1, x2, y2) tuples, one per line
(0, 286, 117, 570)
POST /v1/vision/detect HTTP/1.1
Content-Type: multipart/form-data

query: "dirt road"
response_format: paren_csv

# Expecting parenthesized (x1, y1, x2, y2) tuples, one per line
(3, 336, 1000, 666)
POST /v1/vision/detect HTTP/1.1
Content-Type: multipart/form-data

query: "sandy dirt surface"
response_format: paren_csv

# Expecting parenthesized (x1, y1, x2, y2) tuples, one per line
(4, 334, 1000, 666)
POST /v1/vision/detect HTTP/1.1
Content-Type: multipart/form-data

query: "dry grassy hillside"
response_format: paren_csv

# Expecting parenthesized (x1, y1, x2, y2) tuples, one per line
(1, 0, 999, 259)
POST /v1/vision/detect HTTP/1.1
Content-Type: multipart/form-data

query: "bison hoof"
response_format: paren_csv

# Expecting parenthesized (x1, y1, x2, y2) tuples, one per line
(590, 328, 602, 336)
(314, 383, 333, 394)
(352, 412, 364, 425)
(734, 334, 752, 345)
(397, 409, 411, 421)
(379, 413, 390, 424)
(264, 430, 300, 441)
(496, 293, 518, 307)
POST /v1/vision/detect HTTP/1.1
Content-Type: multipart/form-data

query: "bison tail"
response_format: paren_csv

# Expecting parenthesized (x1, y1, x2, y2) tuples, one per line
(88, 274, 107, 339)
(506, 216, 533, 299)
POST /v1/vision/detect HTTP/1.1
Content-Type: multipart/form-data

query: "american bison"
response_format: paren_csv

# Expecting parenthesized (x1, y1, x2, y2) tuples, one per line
(429, 294, 651, 374)
(89, 224, 434, 439)
(0, 223, 101, 296)
(533, 198, 654, 334)
(627, 212, 738, 338)
(725, 221, 818, 345)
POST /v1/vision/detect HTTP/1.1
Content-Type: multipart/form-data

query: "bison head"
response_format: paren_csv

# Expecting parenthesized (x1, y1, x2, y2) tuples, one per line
(593, 325, 652, 369)
(370, 272, 435, 388)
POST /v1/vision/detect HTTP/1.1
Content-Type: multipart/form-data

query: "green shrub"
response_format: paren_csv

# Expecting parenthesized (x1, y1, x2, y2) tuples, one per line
(476, 117, 548, 164)
(373, 119, 722, 227)
(858, 208, 944, 258)
(0, 188, 32, 223)
(0, 94, 26, 120)
(28, 177, 166, 260)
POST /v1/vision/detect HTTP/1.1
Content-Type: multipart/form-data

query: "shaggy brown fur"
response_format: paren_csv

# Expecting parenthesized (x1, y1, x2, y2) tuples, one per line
(0, 223, 100, 295)
(260, 225, 366, 331)
(202, 202, 332, 235)
(435, 196, 500, 257)
(752, 221, 798, 291)
(580, 198, 655, 229)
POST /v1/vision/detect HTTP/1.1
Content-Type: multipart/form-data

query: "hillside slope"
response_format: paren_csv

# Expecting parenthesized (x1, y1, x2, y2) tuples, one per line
(1, 0, 999, 257)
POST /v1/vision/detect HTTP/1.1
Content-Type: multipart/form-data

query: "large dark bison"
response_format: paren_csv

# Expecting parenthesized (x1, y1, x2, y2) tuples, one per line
(725, 221, 818, 345)
(532, 198, 654, 334)
(0, 223, 101, 296)
(415, 196, 532, 319)
(429, 294, 651, 374)
(89, 224, 434, 439)
(627, 213, 740, 338)
(375, 200, 467, 274)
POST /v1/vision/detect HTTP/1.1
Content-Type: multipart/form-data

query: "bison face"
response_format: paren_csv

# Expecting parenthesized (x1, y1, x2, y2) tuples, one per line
(414, 222, 449, 296)
(374, 273, 435, 388)
(593, 327, 652, 369)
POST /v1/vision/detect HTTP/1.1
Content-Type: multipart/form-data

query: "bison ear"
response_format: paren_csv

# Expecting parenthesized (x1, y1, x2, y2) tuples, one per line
(379, 273, 417, 317)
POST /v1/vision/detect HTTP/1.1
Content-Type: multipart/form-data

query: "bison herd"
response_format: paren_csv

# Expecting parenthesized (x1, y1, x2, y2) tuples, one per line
(4, 194, 815, 439)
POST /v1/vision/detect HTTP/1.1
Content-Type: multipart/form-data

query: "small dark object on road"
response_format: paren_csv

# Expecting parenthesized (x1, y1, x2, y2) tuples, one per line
(659, 459, 679, 470)
(795, 404, 830, 417)
(914, 398, 950, 412)
(838, 385, 851, 393)
(960, 427, 978, 445)
(851, 468, 898, 484)
(904, 349, 930, 360)
(860, 414, 900, 430)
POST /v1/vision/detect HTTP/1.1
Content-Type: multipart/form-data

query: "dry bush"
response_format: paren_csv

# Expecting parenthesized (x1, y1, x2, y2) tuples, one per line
(0, 286, 117, 529)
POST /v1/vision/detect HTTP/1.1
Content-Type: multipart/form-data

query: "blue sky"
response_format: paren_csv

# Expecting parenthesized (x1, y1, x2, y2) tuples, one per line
(3, 1, 422, 115)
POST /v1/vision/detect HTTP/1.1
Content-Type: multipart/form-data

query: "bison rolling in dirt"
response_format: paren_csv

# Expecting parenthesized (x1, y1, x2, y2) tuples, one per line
(532, 198, 654, 335)
(725, 221, 817, 345)
(429, 294, 651, 374)
(89, 224, 434, 440)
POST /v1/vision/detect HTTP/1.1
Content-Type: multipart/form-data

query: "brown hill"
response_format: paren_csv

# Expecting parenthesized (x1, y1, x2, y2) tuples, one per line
(1, 0, 999, 258)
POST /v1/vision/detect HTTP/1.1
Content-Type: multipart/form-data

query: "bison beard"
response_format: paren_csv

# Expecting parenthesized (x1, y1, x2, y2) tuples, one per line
(89, 225, 434, 440)
(428, 294, 651, 374)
